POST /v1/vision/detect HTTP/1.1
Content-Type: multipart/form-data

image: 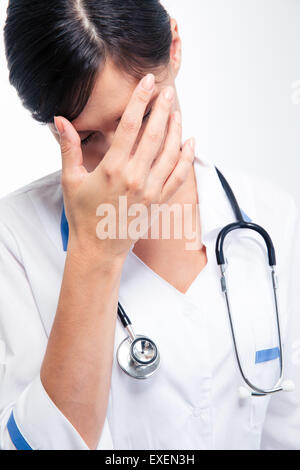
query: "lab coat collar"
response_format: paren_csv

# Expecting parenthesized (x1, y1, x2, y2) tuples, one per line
(60, 154, 253, 250)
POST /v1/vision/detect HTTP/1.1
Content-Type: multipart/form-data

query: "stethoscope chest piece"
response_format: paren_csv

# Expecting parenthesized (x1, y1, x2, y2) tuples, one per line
(117, 334, 160, 379)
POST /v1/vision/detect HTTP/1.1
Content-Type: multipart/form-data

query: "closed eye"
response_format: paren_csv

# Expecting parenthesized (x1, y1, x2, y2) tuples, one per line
(80, 107, 153, 147)
(80, 133, 95, 147)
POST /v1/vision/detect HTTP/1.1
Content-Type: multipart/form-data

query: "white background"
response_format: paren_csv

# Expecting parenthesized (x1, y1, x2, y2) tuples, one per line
(0, 0, 300, 208)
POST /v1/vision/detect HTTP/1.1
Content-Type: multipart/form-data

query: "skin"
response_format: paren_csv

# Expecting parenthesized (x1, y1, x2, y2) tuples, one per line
(42, 18, 207, 449)
(48, 19, 207, 293)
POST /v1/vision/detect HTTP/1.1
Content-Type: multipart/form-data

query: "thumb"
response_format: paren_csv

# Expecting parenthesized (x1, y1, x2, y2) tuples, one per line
(54, 115, 83, 175)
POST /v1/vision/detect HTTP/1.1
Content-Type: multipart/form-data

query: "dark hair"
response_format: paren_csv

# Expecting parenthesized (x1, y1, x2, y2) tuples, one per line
(4, 0, 172, 124)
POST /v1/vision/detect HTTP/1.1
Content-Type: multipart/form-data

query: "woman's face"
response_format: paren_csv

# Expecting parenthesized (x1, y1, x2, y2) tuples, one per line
(49, 58, 179, 172)
(49, 20, 181, 172)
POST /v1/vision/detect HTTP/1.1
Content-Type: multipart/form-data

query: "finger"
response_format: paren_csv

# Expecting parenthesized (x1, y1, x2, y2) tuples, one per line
(105, 73, 155, 163)
(54, 116, 85, 179)
(160, 137, 195, 203)
(132, 85, 175, 175)
(147, 110, 182, 189)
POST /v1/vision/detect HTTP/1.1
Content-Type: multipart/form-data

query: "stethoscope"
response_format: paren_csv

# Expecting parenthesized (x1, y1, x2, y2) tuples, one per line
(116, 167, 295, 398)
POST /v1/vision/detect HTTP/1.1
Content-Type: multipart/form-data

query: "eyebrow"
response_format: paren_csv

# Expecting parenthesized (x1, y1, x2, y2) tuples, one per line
(76, 95, 158, 135)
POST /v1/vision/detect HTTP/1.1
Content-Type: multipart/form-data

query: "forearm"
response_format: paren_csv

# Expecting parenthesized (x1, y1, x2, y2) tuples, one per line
(40, 239, 126, 449)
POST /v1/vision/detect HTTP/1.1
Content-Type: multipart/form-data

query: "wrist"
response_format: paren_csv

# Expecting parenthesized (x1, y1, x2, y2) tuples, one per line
(66, 234, 128, 273)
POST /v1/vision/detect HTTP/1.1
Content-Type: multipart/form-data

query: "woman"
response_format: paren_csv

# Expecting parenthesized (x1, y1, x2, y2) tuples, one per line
(0, 0, 299, 450)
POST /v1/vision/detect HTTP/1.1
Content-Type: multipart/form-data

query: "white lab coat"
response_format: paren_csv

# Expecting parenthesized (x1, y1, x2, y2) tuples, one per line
(0, 153, 299, 450)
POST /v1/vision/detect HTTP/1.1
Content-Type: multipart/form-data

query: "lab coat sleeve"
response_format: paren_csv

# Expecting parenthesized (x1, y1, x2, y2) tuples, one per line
(0, 221, 113, 450)
(261, 197, 300, 449)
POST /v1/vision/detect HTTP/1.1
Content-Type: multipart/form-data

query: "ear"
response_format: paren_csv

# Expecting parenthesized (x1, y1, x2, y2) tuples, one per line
(169, 18, 182, 77)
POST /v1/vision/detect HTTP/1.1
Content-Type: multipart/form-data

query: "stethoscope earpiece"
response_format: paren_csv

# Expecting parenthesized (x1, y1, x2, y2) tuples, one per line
(281, 380, 296, 392)
(239, 379, 296, 399)
(238, 386, 252, 400)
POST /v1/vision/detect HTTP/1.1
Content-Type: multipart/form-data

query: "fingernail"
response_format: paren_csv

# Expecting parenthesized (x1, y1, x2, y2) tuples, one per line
(189, 137, 195, 151)
(54, 116, 65, 136)
(141, 74, 155, 91)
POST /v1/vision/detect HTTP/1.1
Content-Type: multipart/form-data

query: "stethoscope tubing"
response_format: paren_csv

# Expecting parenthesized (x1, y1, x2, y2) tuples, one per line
(216, 221, 276, 266)
(116, 166, 289, 396)
(215, 167, 285, 396)
(220, 262, 284, 396)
